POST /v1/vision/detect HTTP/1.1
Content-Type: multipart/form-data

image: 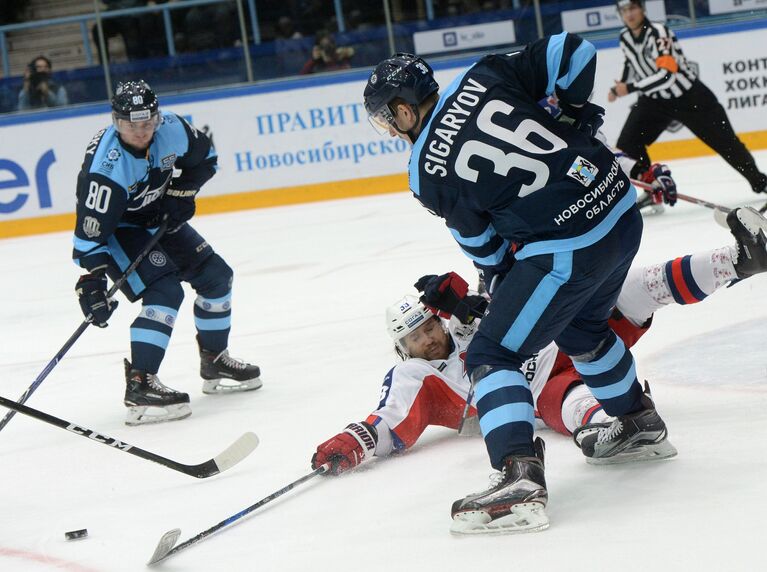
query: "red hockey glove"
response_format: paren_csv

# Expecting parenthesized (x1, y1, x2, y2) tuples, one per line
(311, 422, 378, 476)
(641, 163, 677, 206)
(414, 272, 486, 324)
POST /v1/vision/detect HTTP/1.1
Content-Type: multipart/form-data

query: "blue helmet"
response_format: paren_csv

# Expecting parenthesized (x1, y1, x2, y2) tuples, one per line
(363, 53, 439, 134)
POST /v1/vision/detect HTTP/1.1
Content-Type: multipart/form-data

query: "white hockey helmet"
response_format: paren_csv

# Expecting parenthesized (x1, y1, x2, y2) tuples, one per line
(385, 295, 435, 355)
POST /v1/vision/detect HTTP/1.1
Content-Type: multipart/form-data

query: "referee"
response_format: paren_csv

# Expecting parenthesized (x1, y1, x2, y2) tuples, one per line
(609, 0, 766, 195)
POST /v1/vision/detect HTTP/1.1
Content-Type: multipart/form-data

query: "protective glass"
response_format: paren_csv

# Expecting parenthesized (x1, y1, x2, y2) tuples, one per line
(367, 105, 396, 136)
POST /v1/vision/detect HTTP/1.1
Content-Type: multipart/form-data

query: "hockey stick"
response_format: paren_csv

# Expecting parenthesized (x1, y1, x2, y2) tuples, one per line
(0, 219, 170, 434)
(147, 464, 330, 566)
(630, 178, 731, 226)
(0, 394, 258, 478)
(457, 386, 476, 436)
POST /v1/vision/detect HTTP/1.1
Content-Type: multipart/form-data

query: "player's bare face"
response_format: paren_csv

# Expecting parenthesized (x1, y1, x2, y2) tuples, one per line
(117, 118, 157, 150)
(619, 4, 644, 32)
(402, 318, 450, 361)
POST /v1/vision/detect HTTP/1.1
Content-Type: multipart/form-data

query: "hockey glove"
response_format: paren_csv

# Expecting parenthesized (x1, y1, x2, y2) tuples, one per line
(414, 272, 486, 324)
(75, 273, 118, 328)
(559, 101, 605, 138)
(641, 163, 677, 206)
(162, 184, 198, 231)
(311, 422, 378, 476)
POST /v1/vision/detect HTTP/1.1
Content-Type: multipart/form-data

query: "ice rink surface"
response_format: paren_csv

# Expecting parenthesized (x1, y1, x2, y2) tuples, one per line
(0, 152, 766, 572)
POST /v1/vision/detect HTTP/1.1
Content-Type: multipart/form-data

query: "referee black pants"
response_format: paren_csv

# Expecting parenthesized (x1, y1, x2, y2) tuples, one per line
(616, 80, 764, 189)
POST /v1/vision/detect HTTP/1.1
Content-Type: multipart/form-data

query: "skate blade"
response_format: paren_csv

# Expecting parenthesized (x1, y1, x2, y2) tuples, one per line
(587, 439, 678, 465)
(125, 403, 192, 426)
(450, 503, 549, 535)
(202, 377, 263, 395)
(736, 206, 767, 235)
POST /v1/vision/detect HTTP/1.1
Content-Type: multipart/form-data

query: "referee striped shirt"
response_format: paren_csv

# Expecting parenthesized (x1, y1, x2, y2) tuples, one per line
(619, 20, 697, 99)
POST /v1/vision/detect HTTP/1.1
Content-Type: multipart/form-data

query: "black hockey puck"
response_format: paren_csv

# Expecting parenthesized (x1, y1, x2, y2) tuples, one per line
(65, 529, 88, 541)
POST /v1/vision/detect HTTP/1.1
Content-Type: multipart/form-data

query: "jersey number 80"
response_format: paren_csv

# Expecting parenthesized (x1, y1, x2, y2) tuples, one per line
(85, 181, 112, 213)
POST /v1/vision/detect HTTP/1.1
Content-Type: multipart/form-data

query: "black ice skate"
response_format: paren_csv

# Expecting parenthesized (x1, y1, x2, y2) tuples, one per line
(123, 359, 191, 426)
(198, 336, 262, 395)
(576, 382, 677, 465)
(450, 437, 549, 535)
(727, 206, 767, 278)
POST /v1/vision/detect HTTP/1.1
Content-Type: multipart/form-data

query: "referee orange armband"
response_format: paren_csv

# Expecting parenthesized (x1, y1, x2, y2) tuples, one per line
(655, 55, 679, 73)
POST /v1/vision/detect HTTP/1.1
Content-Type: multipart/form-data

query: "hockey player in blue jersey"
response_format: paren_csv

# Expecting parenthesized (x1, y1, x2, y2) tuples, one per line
(363, 33, 675, 534)
(72, 80, 261, 426)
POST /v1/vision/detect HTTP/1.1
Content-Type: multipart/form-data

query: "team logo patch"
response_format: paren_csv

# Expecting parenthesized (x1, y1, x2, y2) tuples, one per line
(370, 73, 377, 85)
(203, 302, 212, 310)
(567, 156, 599, 187)
(146, 308, 156, 318)
(160, 154, 176, 171)
(164, 315, 175, 326)
(82, 216, 101, 238)
(107, 148, 121, 161)
(149, 251, 167, 267)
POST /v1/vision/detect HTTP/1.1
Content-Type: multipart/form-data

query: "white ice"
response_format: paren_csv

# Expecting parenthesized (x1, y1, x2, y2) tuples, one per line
(0, 152, 766, 572)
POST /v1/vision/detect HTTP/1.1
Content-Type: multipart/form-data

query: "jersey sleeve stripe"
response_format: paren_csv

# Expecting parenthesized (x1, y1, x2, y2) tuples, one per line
(457, 237, 510, 266)
(555, 41, 596, 91)
(449, 224, 497, 246)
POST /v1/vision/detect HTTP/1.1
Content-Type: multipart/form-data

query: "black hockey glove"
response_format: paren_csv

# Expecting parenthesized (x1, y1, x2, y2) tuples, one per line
(414, 272, 487, 324)
(75, 273, 118, 328)
(161, 185, 198, 232)
(559, 101, 604, 137)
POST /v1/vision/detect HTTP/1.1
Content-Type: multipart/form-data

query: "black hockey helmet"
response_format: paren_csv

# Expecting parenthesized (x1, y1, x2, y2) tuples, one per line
(111, 80, 160, 125)
(363, 53, 439, 135)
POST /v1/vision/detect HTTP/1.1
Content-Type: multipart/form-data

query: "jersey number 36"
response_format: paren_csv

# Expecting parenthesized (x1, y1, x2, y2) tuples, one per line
(455, 100, 565, 197)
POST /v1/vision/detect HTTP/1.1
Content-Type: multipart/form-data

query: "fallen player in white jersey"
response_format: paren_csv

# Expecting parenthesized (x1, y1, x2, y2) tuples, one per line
(311, 206, 767, 475)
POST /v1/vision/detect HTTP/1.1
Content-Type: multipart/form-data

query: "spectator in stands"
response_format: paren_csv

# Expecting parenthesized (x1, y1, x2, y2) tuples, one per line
(275, 15, 307, 77)
(17, 56, 69, 111)
(300, 30, 354, 75)
(183, 2, 238, 52)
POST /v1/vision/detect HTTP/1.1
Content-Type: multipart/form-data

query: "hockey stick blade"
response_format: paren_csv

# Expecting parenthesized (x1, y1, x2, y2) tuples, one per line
(0, 395, 258, 478)
(212, 432, 260, 473)
(147, 529, 181, 565)
(146, 465, 330, 566)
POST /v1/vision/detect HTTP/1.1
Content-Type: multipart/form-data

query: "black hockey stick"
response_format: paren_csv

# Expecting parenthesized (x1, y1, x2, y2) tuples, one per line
(0, 219, 169, 434)
(147, 464, 330, 566)
(0, 394, 258, 478)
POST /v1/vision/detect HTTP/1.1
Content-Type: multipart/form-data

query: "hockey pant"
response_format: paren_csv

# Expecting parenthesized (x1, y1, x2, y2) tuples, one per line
(104, 223, 234, 373)
(465, 207, 644, 469)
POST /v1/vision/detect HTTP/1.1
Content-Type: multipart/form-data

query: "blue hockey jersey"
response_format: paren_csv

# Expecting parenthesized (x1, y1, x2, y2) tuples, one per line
(72, 112, 217, 271)
(408, 32, 637, 278)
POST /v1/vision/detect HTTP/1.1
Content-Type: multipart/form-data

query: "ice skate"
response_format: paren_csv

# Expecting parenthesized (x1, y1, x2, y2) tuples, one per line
(450, 437, 549, 535)
(123, 359, 191, 426)
(198, 336, 262, 394)
(577, 382, 676, 465)
(727, 206, 767, 278)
